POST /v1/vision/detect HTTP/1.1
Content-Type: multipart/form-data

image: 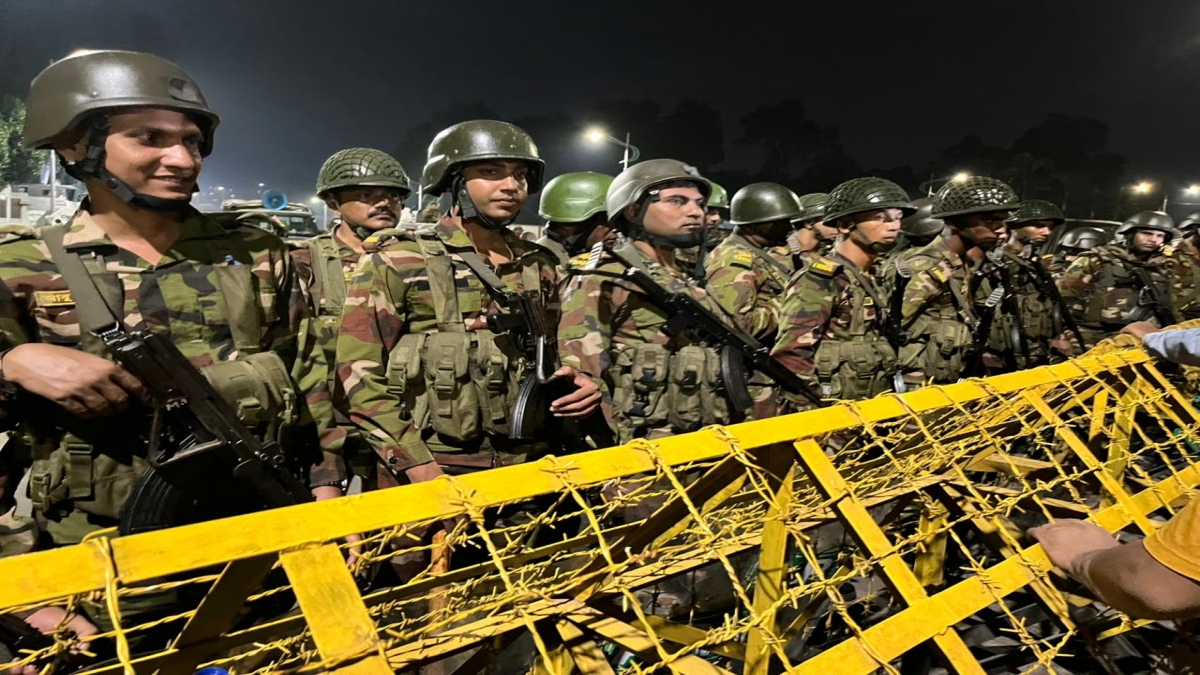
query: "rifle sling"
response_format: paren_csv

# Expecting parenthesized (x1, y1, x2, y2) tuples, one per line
(40, 225, 125, 333)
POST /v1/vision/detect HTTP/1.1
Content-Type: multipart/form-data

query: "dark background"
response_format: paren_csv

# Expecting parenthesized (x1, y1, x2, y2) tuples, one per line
(2, 0, 1198, 219)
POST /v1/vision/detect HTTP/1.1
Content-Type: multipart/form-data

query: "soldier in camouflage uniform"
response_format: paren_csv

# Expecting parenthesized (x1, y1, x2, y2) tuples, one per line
(900, 177, 1021, 385)
(535, 172, 614, 266)
(772, 178, 914, 410)
(1057, 211, 1181, 351)
(335, 121, 601, 484)
(879, 197, 943, 282)
(704, 182, 802, 342)
(559, 159, 739, 442)
(0, 50, 336, 641)
(1049, 227, 1105, 278)
(990, 199, 1065, 367)
(291, 148, 412, 488)
(1170, 211, 1200, 320)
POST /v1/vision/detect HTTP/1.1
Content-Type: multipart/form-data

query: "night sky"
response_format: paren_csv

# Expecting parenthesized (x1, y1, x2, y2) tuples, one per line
(2, 0, 1198, 207)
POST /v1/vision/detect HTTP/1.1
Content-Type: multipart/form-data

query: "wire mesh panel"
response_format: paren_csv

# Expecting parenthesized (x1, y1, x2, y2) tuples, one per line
(2, 331, 1199, 674)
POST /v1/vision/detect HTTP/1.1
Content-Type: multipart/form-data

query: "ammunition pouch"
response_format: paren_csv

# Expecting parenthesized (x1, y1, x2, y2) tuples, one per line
(813, 340, 897, 400)
(28, 352, 296, 519)
(609, 343, 727, 435)
(385, 329, 524, 443)
(924, 319, 973, 383)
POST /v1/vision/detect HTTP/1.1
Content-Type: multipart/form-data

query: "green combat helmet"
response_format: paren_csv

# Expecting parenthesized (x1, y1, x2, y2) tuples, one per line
(1177, 210, 1200, 233)
(901, 197, 946, 239)
(792, 193, 829, 224)
(729, 182, 803, 226)
(1116, 211, 1176, 242)
(1059, 227, 1106, 252)
(422, 120, 545, 196)
(606, 159, 710, 248)
(823, 177, 916, 224)
(1010, 199, 1065, 226)
(707, 182, 730, 211)
(316, 148, 411, 199)
(931, 176, 1020, 219)
(538, 172, 613, 223)
(23, 49, 220, 212)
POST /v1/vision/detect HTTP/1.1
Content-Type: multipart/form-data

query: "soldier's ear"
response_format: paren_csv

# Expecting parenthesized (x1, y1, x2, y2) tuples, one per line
(624, 204, 640, 223)
(323, 196, 339, 213)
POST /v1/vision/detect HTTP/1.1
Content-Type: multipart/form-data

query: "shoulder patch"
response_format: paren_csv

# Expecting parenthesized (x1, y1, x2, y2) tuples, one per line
(363, 228, 412, 252)
(931, 266, 948, 283)
(807, 257, 842, 278)
(730, 250, 755, 269)
(1162, 245, 1176, 256)
(0, 224, 37, 245)
(34, 290, 74, 307)
(568, 252, 594, 269)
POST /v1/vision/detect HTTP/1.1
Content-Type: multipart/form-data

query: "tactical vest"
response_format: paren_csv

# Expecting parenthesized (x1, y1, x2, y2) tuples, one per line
(589, 244, 733, 439)
(26, 224, 297, 521)
(305, 234, 350, 320)
(1079, 247, 1169, 327)
(807, 258, 897, 400)
(383, 232, 541, 445)
(904, 254, 975, 384)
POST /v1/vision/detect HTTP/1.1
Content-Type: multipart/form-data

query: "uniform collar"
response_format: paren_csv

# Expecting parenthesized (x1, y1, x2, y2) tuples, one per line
(434, 214, 542, 261)
(61, 204, 220, 250)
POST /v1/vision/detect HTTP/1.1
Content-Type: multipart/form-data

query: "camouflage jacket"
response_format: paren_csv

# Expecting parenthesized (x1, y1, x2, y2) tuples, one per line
(1057, 243, 1180, 336)
(1168, 240, 1200, 320)
(335, 218, 560, 473)
(0, 208, 336, 511)
(290, 228, 362, 460)
(558, 240, 732, 438)
(534, 233, 570, 267)
(704, 233, 791, 341)
(772, 253, 895, 407)
(900, 237, 979, 384)
(992, 247, 1060, 355)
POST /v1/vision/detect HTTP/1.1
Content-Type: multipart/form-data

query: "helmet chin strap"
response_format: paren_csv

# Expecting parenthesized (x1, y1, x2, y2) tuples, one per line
(454, 175, 513, 230)
(59, 116, 193, 214)
(627, 195, 699, 250)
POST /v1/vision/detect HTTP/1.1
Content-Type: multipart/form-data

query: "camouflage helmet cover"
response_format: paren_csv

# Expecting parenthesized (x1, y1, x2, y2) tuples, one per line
(822, 177, 916, 225)
(316, 148, 411, 198)
(605, 159, 712, 225)
(729, 182, 803, 226)
(791, 193, 829, 223)
(538, 171, 613, 223)
(931, 176, 1020, 219)
(24, 49, 220, 156)
(706, 181, 730, 210)
(1010, 199, 1065, 225)
(900, 197, 945, 238)
(1116, 210, 1176, 240)
(421, 120, 545, 196)
(1058, 226, 1107, 251)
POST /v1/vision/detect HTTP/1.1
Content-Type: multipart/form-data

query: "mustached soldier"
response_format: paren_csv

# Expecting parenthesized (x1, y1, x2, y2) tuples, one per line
(335, 121, 601, 486)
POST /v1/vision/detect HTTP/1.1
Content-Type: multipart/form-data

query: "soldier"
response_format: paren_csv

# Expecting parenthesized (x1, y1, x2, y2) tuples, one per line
(1048, 227, 1105, 278)
(292, 148, 411, 488)
(559, 159, 738, 442)
(0, 49, 335, 643)
(901, 176, 1021, 385)
(991, 199, 1065, 367)
(335, 120, 601, 486)
(881, 197, 944, 278)
(535, 171, 614, 266)
(1057, 211, 1181, 351)
(704, 182, 802, 342)
(1170, 210, 1200, 320)
(772, 178, 914, 410)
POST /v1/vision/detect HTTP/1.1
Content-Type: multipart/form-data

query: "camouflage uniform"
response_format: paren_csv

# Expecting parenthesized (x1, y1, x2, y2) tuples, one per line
(0, 210, 334, 543)
(559, 239, 733, 442)
(772, 253, 896, 410)
(1057, 242, 1180, 349)
(335, 218, 561, 473)
(992, 247, 1060, 367)
(900, 237, 979, 384)
(703, 233, 791, 340)
(1168, 239, 1200, 320)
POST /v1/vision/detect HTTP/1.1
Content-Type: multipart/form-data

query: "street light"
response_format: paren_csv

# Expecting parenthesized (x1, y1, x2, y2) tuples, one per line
(583, 126, 641, 171)
(257, 182, 265, 196)
(1131, 181, 1154, 195)
(1186, 185, 1200, 198)
(951, 172, 971, 183)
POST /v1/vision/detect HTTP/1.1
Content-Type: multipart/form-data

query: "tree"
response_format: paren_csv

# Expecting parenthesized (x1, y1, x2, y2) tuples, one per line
(737, 99, 827, 181)
(0, 96, 40, 185)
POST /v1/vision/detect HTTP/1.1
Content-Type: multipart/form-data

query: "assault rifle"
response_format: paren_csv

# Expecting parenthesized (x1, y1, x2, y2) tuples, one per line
(887, 260, 913, 392)
(95, 327, 313, 536)
(582, 243, 822, 408)
(1128, 264, 1177, 328)
(960, 286, 1006, 380)
(989, 260, 1027, 370)
(1025, 251, 1087, 351)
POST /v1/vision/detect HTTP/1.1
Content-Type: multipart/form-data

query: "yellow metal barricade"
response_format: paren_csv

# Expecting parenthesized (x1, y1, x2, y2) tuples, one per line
(3, 331, 1199, 674)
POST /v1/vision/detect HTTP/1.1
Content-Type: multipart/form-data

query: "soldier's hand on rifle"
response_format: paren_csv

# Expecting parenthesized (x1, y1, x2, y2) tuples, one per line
(548, 366, 601, 419)
(1, 344, 147, 418)
(1120, 321, 1160, 341)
